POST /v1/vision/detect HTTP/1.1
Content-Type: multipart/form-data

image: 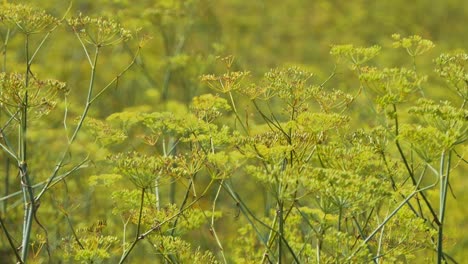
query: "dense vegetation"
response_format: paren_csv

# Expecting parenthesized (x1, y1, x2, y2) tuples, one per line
(0, 1, 466, 263)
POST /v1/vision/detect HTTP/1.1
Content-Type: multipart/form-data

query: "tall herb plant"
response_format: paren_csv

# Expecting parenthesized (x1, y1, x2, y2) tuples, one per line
(0, 3, 140, 263)
(91, 37, 465, 262)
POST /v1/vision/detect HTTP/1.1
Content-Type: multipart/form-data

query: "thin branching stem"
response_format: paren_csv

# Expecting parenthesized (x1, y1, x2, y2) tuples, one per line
(438, 150, 451, 264)
(0, 216, 23, 263)
(63, 212, 84, 250)
(277, 200, 284, 263)
(20, 33, 38, 262)
(261, 212, 279, 263)
(0, 158, 87, 203)
(34, 46, 100, 202)
(119, 179, 215, 263)
(223, 182, 300, 263)
(210, 179, 228, 264)
(136, 188, 145, 238)
(392, 104, 439, 224)
(90, 46, 141, 103)
(352, 215, 378, 264)
(348, 163, 440, 260)
(228, 91, 250, 135)
(27, 2, 71, 65)
(170, 176, 194, 236)
(1, 28, 10, 72)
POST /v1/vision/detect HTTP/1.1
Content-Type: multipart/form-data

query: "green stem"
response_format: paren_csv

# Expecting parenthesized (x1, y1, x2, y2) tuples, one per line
(2, 157, 9, 213)
(261, 213, 279, 263)
(63, 212, 84, 250)
(1, 28, 10, 72)
(0, 216, 23, 263)
(170, 177, 194, 236)
(348, 162, 439, 260)
(392, 104, 439, 224)
(0, 158, 87, 203)
(352, 216, 378, 264)
(20, 33, 37, 263)
(223, 182, 300, 263)
(277, 200, 284, 263)
(210, 180, 227, 264)
(229, 91, 249, 135)
(35, 47, 100, 202)
(136, 188, 145, 238)
(168, 138, 176, 205)
(222, 182, 275, 262)
(90, 47, 141, 104)
(119, 179, 215, 263)
(438, 151, 451, 264)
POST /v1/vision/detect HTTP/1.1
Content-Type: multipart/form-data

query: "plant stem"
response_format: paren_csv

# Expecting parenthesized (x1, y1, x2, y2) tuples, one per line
(119, 179, 215, 263)
(438, 151, 451, 264)
(20, 33, 37, 263)
(0, 216, 23, 263)
(228, 91, 250, 135)
(392, 104, 439, 223)
(224, 182, 300, 263)
(277, 200, 284, 263)
(261, 212, 278, 263)
(1, 28, 10, 72)
(210, 180, 227, 264)
(136, 188, 145, 238)
(348, 163, 439, 261)
(170, 177, 194, 236)
(35, 46, 100, 202)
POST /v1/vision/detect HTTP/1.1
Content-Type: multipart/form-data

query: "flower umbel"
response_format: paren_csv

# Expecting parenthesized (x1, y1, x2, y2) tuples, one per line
(0, 4, 59, 34)
(68, 13, 132, 47)
(0, 72, 67, 117)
